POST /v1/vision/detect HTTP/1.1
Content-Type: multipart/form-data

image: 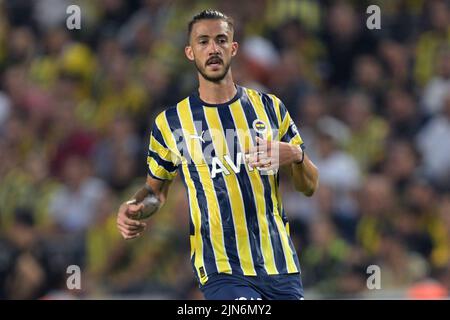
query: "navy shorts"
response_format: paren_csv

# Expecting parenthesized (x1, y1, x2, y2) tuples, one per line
(200, 272, 304, 300)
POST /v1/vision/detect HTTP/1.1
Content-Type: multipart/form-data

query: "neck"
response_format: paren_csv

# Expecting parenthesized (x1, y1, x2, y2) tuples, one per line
(198, 71, 237, 104)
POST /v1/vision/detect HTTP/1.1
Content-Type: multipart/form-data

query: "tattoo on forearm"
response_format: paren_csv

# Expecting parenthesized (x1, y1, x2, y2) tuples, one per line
(132, 186, 151, 203)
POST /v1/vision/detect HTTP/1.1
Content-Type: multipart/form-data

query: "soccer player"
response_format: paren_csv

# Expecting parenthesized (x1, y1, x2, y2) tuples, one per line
(116, 10, 319, 300)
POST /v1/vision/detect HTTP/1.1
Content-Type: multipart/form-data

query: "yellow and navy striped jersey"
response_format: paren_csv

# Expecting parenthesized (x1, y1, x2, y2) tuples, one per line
(147, 85, 305, 285)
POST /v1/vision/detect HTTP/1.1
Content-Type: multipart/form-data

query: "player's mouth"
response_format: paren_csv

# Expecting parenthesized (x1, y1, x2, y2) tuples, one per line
(206, 57, 223, 68)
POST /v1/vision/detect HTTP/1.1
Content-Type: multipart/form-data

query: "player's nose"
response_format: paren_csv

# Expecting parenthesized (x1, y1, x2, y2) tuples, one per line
(208, 41, 220, 55)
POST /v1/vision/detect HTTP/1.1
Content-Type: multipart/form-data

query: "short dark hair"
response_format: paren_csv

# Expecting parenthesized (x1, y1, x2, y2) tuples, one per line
(187, 10, 234, 38)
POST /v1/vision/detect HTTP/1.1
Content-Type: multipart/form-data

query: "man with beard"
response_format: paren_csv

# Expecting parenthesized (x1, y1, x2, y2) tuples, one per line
(116, 10, 319, 300)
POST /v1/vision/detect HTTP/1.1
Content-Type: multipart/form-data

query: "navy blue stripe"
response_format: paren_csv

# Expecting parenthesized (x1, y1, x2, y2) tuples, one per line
(261, 93, 280, 131)
(179, 167, 195, 236)
(279, 99, 288, 120)
(276, 144, 301, 273)
(281, 125, 301, 143)
(164, 106, 193, 164)
(179, 167, 199, 281)
(284, 204, 301, 271)
(217, 104, 267, 275)
(241, 92, 288, 274)
(190, 96, 243, 275)
(166, 105, 218, 277)
(147, 150, 178, 172)
(278, 99, 303, 145)
(276, 174, 284, 223)
(186, 164, 219, 276)
(151, 120, 169, 149)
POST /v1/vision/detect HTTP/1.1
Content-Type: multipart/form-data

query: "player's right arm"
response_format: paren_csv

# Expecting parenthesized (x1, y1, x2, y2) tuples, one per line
(117, 111, 180, 240)
(116, 175, 172, 240)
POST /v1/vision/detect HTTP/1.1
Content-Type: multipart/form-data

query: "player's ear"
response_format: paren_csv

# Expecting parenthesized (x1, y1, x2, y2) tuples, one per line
(231, 41, 238, 57)
(185, 45, 195, 61)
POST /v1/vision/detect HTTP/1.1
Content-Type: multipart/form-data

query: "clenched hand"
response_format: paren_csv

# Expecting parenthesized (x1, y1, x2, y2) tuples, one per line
(116, 202, 147, 240)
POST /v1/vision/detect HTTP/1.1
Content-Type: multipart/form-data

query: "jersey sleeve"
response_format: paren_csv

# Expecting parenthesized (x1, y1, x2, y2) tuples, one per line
(273, 96, 305, 150)
(147, 112, 179, 181)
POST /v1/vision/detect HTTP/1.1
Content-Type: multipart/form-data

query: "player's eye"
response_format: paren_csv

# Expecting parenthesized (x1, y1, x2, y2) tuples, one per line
(199, 40, 208, 45)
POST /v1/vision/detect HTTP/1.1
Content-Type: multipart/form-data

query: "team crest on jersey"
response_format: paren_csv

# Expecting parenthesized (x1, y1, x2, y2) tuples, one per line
(252, 119, 267, 134)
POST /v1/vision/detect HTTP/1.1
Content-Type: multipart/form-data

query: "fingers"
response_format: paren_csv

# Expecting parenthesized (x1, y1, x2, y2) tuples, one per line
(118, 224, 144, 236)
(247, 145, 260, 154)
(117, 220, 145, 231)
(123, 233, 142, 240)
(249, 157, 272, 168)
(128, 203, 144, 215)
(117, 223, 145, 240)
(117, 202, 148, 240)
(118, 202, 130, 216)
(255, 136, 269, 148)
(119, 230, 143, 240)
(246, 149, 274, 168)
(119, 214, 146, 227)
(262, 164, 279, 172)
(246, 152, 280, 172)
(248, 137, 271, 154)
(245, 151, 266, 164)
(246, 137, 274, 166)
(118, 205, 146, 227)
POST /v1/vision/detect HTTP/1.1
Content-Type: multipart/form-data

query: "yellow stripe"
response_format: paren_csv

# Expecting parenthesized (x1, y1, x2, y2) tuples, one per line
(270, 180, 298, 273)
(182, 164, 208, 284)
(229, 99, 278, 275)
(203, 107, 257, 276)
(149, 135, 173, 163)
(246, 88, 298, 273)
(155, 112, 182, 162)
(289, 134, 303, 146)
(246, 88, 275, 141)
(275, 175, 285, 235)
(177, 99, 231, 274)
(157, 110, 207, 283)
(280, 110, 291, 138)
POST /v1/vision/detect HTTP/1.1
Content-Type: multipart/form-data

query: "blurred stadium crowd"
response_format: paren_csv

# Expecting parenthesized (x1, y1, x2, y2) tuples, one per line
(0, 0, 450, 299)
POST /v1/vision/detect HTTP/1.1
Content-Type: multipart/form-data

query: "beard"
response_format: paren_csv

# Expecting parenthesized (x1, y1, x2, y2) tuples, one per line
(194, 58, 231, 83)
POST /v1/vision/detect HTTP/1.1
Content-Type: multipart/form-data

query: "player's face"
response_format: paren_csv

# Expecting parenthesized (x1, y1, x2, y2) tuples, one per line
(185, 19, 238, 82)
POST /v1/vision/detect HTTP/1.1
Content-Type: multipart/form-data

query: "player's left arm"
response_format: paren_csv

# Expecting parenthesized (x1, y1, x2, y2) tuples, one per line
(246, 96, 318, 196)
(286, 144, 319, 196)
